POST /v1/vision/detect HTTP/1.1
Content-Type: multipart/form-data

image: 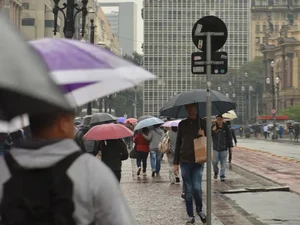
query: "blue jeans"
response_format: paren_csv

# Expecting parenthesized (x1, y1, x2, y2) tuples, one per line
(213, 150, 227, 178)
(150, 149, 161, 173)
(180, 163, 204, 217)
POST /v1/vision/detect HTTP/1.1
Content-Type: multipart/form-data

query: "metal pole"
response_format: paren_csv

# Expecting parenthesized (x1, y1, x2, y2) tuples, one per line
(134, 92, 137, 118)
(248, 91, 251, 122)
(242, 92, 245, 124)
(271, 68, 276, 139)
(87, 19, 95, 115)
(206, 32, 212, 225)
(256, 93, 259, 121)
(64, 0, 75, 39)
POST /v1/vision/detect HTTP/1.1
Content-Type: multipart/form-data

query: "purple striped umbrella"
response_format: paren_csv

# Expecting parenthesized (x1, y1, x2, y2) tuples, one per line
(162, 119, 181, 127)
(29, 38, 155, 107)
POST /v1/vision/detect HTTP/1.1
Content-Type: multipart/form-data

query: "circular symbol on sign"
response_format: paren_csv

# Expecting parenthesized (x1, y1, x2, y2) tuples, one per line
(271, 109, 276, 114)
(214, 69, 219, 73)
(220, 69, 225, 73)
(192, 16, 228, 52)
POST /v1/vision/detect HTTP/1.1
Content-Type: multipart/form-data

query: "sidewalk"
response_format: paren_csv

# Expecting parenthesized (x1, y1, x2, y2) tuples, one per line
(120, 156, 283, 225)
(232, 146, 300, 195)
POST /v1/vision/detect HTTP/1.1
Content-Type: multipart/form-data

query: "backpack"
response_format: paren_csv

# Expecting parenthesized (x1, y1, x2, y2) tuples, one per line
(158, 132, 170, 154)
(75, 127, 96, 154)
(0, 151, 82, 225)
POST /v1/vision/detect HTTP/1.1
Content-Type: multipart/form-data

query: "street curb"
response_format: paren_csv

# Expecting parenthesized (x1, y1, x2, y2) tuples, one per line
(238, 146, 300, 163)
(219, 186, 290, 194)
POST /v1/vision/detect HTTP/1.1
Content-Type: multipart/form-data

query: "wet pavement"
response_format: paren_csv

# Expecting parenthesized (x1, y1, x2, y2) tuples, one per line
(237, 138, 300, 161)
(233, 139, 300, 195)
(120, 153, 293, 225)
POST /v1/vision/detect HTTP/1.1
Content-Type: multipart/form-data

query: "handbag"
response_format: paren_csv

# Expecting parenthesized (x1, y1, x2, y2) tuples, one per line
(193, 126, 212, 164)
(129, 143, 137, 159)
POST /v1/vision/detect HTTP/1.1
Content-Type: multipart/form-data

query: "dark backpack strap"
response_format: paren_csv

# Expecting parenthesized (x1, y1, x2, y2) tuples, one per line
(4, 153, 22, 175)
(53, 151, 83, 173)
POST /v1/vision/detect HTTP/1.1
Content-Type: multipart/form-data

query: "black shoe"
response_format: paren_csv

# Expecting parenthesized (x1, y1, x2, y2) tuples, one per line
(197, 211, 207, 223)
(175, 177, 180, 183)
(214, 174, 218, 179)
(185, 217, 195, 225)
(152, 171, 156, 177)
(181, 193, 185, 200)
(137, 167, 141, 176)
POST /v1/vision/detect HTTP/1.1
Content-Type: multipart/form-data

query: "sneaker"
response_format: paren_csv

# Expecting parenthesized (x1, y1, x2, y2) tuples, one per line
(221, 176, 225, 182)
(197, 211, 207, 223)
(137, 167, 141, 176)
(151, 171, 156, 177)
(143, 172, 147, 176)
(175, 177, 180, 183)
(185, 217, 195, 225)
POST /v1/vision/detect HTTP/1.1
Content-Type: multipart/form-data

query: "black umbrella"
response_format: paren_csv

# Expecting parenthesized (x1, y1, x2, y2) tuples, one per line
(0, 14, 72, 121)
(137, 115, 153, 123)
(90, 113, 116, 126)
(159, 89, 236, 118)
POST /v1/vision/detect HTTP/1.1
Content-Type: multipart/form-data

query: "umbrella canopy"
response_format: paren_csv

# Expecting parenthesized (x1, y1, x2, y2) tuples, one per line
(83, 123, 133, 141)
(222, 110, 237, 119)
(125, 118, 137, 124)
(159, 89, 236, 118)
(0, 115, 29, 133)
(162, 119, 181, 127)
(137, 115, 153, 123)
(286, 120, 295, 124)
(134, 117, 164, 131)
(29, 38, 156, 107)
(116, 117, 127, 123)
(0, 15, 72, 121)
(90, 113, 116, 126)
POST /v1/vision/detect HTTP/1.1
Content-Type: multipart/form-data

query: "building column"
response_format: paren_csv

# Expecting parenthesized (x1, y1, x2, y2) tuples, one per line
(286, 53, 293, 87)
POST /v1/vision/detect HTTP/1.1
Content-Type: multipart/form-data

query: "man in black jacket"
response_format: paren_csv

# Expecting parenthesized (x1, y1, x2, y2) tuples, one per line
(173, 103, 206, 225)
(226, 121, 237, 163)
(212, 115, 233, 181)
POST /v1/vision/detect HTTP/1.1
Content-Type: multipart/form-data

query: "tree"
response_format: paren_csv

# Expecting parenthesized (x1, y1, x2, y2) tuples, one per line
(279, 105, 300, 121)
(111, 52, 144, 117)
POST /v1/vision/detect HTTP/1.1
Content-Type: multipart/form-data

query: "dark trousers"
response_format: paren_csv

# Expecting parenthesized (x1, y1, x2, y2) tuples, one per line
(113, 170, 121, 182)
(136, 150, 149, 173)
(228, 148, 232, 162)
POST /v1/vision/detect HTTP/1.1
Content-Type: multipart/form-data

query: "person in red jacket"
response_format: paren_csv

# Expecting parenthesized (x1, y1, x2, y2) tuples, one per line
(133, 128, 150, 176)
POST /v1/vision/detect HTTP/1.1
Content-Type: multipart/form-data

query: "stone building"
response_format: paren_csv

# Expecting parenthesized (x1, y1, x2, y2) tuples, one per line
(1, 0, 22, 31)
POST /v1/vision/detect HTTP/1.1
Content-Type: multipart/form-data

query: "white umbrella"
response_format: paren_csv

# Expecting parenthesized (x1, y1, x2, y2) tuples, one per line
(0, 115, 29, 133)
(222, 110, 237, 119)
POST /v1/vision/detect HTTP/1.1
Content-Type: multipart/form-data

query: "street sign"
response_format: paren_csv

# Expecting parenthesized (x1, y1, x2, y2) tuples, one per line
(191, 52, 228, 74)
(272, 109, 276, 114)
(192, 16, 228, 52)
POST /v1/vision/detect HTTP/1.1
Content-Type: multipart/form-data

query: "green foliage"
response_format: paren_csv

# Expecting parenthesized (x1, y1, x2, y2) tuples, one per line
(279, 105, 300, 121)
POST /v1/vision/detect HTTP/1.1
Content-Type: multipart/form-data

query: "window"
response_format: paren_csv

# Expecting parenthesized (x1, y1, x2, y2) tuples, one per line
(256, 23, 260, 32)
(45, 20, 54, 28)
(22, 18, 35, 26)
(22, 3, 29, 9)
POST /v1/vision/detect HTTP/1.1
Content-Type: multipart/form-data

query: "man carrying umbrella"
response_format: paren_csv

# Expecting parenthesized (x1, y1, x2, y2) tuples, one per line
(173, 103, 207, 225)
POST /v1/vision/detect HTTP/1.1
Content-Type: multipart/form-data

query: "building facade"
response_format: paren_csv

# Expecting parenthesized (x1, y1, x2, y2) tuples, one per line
(251, 0, 300, 59)
(99, 2, 138, 56)
(21, 0, 64, 40)
(142, 0, 251, 116)
(1, 0, 23, 31)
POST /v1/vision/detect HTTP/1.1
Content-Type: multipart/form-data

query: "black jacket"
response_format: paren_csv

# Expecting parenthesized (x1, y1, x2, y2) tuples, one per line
(173, 117, 206, 165)
(212, 123, 233, 151)
(231, 128, 237, 145)
(100, 139, 128, 172)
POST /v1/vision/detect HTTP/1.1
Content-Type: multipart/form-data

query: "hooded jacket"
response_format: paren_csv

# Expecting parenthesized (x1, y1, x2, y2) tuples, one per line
(142, 128, 164, 150)
(0, 139, 137, 225)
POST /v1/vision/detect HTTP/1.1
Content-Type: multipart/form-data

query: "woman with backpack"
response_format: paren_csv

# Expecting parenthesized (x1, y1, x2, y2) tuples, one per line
(142, 125, 164, 177)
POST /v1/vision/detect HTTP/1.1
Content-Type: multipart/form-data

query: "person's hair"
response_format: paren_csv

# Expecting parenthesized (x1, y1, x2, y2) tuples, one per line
(226, 121, 231, 125)
(171, 126, 178, 132)
(29, 110, 75, 135)
(216, 115, 223, 119)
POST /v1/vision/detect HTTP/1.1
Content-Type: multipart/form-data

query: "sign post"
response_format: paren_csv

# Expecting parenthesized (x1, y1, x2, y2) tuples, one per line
(191, 16, 228, 225)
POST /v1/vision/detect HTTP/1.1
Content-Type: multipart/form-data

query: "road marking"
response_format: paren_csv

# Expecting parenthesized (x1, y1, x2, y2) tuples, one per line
(238, 147, 300, 163)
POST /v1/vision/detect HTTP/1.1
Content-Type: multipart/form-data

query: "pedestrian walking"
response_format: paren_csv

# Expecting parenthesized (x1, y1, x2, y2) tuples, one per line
(134, 128, 150, 176)
(0, 110, 137, 225)
(142, 125, 164, 177)
(212, 115, 233, 181)
(288, 124, 294, 140)
(263, 124, 268, 139)
(173, 103, 207, 225)
(239, 126, 243, 137)
(226, 121, 237, 163)
(98, 139, 128, 182)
